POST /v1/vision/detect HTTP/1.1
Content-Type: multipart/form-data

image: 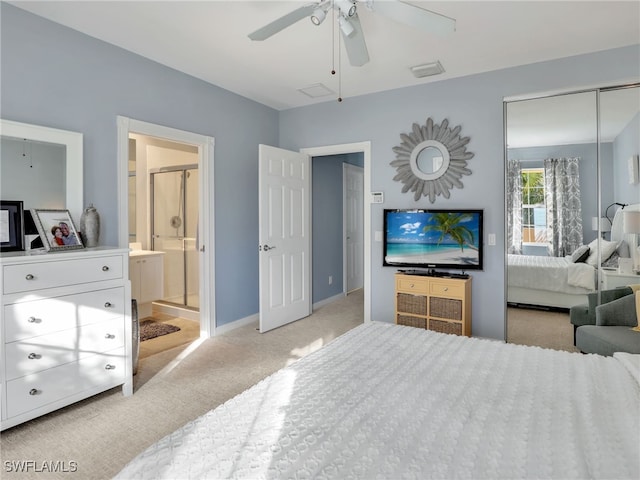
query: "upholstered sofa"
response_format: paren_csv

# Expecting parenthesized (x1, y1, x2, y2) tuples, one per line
(570, 287, 640, 356)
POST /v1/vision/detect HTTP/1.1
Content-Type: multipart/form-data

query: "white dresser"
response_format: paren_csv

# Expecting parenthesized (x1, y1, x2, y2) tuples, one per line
(0, 247, 133, 431)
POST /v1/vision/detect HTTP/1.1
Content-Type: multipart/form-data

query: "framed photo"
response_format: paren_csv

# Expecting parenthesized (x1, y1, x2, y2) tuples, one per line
(32, 209, 84, 251)
(0, 200, 25, 252)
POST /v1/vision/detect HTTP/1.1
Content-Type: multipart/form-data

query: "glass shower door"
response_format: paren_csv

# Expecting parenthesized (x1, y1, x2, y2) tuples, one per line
(151, 167, 199, 309)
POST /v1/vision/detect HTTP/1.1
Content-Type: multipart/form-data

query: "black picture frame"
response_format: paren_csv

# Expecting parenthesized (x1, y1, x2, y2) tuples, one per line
(32, 209, 85, 252)
(0, 200, 25, 252)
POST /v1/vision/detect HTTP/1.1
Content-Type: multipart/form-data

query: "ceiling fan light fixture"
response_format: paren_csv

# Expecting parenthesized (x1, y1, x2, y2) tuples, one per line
(410, 61, 445, 78)
(336, 0, 357, 17)
(339, 15, 355, 37)
(310, 7, 327, 25)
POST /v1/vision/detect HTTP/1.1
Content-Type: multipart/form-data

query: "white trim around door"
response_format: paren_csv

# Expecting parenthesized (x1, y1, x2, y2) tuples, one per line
(116, 116, 215, 338)
(300, 142, 372, 323)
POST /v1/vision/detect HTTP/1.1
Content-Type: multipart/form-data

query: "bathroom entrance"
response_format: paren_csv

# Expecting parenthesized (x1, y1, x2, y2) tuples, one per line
(151, 165, 199, 310)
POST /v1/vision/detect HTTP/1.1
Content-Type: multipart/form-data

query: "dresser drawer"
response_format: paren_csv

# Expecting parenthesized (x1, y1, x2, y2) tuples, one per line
(5, 318, 125, 380)
(5, 347, 125, 418)
(3, 255, 123, 294)
(429, 281, 464, 298)
(4, 287, 125, 343)
(396, 276, 428, 293)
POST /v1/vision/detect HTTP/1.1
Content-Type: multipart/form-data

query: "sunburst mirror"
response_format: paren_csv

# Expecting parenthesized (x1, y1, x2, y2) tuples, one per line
(390, 117, 474, 202)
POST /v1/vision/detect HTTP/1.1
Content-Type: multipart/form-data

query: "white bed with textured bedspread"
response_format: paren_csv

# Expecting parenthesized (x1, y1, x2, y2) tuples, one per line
(507, 254, 596, 308)
(116, 322, 640, 479)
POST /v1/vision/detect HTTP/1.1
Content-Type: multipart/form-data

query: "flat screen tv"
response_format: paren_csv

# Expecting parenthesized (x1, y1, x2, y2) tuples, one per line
(383, 209, 484, 271)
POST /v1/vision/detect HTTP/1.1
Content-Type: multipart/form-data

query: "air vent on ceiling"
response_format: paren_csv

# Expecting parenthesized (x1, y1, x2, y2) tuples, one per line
(410, 61, 445, 78)
(298, 83, 335, 98)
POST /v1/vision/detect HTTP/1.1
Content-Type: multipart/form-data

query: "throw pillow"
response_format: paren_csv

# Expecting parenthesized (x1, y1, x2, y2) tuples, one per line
(602, 252, 620, 269)
(595, 294, 638, 327)
(570, 245, 590, 263)
(585, 239, 618, 266)
(616, 240, 631, 258)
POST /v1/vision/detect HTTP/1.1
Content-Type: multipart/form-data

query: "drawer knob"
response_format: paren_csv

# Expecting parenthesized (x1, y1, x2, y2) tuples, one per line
(104, 302, 113, 308)
(102, 265, 110, 272)
(444, 287, 449, 291)
(25, 274, 35, 280)
(29, 388, 40, 396)
(28, 353, 41, 360)
(105, 333, 115, 339)
(105, 364, 116, 370)
(27, 316, 37, 323)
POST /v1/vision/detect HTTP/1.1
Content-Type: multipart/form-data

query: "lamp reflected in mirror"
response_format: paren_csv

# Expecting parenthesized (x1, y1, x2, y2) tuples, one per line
(592, 216, 611, 239)
(623, 211, 640, 273)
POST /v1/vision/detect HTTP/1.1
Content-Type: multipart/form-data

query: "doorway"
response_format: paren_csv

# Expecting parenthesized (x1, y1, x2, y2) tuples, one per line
(117, 116, 215, 342)
(303, 142, 371, 323)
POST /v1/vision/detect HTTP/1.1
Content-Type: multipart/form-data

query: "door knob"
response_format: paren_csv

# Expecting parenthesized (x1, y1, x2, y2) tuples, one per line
(263, 245, 276, 251)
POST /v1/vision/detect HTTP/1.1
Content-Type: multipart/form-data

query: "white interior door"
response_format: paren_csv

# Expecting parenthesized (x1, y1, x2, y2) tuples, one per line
(345, 164, 364, 292)
(259, 144, 311, 333)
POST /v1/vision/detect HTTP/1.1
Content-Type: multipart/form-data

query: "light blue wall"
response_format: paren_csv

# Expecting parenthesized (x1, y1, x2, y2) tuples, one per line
(508, 142, 608, 247)
(280, 46, 640, 339)
(0, 3, 279, 326)
(312, 155, 345, 301)
(2, 4, 639, 336)
(613, 112, 640, 205)
(312, 152, 364, 303)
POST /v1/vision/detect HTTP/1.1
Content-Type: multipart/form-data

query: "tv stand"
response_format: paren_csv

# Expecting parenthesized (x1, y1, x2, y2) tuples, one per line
(395, 272, 472, 336)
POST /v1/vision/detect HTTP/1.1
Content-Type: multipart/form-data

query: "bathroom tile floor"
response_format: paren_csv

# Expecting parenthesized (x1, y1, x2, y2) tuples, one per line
(138, 313, 200, 359)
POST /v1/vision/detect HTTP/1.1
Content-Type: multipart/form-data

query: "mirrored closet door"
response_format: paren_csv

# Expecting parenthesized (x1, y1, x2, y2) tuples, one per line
(504, 84, 640, 351)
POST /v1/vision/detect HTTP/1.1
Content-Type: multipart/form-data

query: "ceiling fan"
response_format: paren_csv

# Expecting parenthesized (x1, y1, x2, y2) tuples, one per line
(248, 0, 456, 67)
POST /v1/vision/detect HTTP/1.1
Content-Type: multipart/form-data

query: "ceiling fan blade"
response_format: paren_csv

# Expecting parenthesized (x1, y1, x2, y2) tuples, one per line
(341, 14, 370, 67)
(248, 3, 319, 41)
(371, 0, 455, 36)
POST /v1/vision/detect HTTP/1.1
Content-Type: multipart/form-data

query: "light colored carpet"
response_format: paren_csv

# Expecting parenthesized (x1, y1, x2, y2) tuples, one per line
(507, 306, 578, 353)
(0, 290, 365, 480)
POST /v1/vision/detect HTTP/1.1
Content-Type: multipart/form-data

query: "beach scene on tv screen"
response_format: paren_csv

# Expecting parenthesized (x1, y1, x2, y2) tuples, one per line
(386, 211, 481, 266)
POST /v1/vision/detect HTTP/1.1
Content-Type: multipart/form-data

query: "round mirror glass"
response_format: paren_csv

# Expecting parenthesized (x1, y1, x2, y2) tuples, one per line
(409, 140, 450, 181)
(416, 146, 445, 175)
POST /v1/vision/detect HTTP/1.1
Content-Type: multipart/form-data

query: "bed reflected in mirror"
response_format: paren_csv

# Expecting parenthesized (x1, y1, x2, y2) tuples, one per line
(504, 84, 639, 351)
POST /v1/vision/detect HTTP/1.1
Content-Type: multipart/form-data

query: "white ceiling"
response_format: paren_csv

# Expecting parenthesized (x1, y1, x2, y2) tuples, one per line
(8, 1, 640, 146)
(9, 0, 640, 147)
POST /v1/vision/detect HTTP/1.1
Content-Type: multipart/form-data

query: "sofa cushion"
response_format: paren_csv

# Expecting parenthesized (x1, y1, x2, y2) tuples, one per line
(576, 325, 640, 356)
(595, 294, 638, 327)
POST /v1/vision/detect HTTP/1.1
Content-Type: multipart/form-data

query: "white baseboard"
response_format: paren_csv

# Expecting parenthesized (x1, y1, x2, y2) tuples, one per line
(313, 292, 346, 310)
(213, 293, 346, 336)
(214, 313, 259, 335)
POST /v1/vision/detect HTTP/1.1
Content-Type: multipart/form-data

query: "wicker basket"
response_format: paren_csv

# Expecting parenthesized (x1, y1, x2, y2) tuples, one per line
(397, 315, 427, 329)
(429, 319, 462, 335)
(429, 297, 462, 320)
(397, 293, 427, 315)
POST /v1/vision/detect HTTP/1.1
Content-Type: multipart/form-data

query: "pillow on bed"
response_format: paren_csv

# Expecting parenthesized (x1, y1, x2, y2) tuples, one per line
(602, 252, 620, 268)
(585, 239, 618, 266)
(571, 245, 590, 263)
(616, 240, 631, 258)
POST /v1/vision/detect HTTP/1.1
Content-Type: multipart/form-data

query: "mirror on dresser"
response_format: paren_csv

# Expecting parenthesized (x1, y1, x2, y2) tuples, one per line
(504, 83, 639, 351)
(0, 119, 83, 251)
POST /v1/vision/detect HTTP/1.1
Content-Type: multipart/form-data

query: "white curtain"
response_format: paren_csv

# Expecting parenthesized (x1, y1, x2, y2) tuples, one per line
(544, 157, 583, 257)
(506, 159, 523, 254)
